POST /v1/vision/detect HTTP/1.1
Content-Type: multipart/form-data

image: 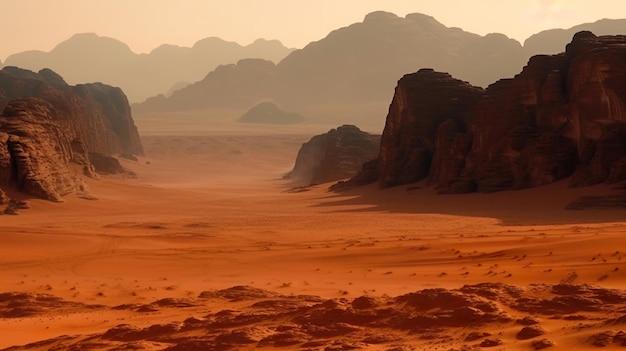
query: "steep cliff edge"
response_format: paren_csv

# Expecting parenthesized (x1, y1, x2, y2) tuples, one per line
(286, 125, 380, 185)
(344, 32, 626, 195)
(0, 67, 143, 205)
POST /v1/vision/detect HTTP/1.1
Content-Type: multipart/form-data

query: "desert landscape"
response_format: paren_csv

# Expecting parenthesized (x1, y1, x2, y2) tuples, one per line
(3, 2, 626, 351)
(1, 123, 626, 350)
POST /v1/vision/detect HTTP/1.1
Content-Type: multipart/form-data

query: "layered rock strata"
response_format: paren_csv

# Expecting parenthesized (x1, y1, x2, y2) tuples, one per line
(0, 67, 143, 203)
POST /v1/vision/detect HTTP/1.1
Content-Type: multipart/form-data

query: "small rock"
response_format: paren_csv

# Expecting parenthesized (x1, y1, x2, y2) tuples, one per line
(516, 325, 546, 340)
(590, 331, 616, 346)
(480, 338, 503, 347)
(465, 331, 491, 341)
(532, 338, 554, 350)
(517, 316, 540, 325)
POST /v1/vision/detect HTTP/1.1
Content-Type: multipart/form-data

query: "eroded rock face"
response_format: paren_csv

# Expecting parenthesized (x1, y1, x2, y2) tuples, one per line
(0, 67, 143, 202)
(286, 125, 379, 185)
(350, 32, 626, 193)
(378, 69, 483, 188)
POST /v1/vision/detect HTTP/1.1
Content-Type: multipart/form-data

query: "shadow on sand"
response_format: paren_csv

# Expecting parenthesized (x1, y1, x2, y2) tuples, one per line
(307, 180, 626, 227)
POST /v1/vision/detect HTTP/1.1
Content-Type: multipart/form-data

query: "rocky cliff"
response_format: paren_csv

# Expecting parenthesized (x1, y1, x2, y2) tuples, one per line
(0, 67, 143, 204)
(286, 125, 380, 185)
(344, 32, 626, 194)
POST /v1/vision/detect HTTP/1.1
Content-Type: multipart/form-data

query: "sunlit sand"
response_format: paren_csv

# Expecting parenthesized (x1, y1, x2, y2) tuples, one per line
(1, 125, 625, 350)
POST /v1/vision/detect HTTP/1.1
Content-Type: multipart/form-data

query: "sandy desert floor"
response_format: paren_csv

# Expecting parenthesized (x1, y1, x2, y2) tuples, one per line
(1, 125, 626, 350)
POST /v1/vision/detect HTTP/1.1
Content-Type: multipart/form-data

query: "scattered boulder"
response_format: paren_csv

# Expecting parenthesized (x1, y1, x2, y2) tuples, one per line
(479, 338, 503, 347)
(517, 316, 541, 325)
(590, 331, 617, 346)
(517, 325, 547, 340)
(532, 339, 555, 350)
(89, 152, 136, 177)
(464, 331, 491, 341)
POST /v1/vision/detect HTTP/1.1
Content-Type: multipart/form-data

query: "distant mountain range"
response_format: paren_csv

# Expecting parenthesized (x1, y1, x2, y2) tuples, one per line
(2, 33, 294, 102)
(132, 12, 626, 128)
(4, 12, 626, 128)
(524, 18, 626, 54)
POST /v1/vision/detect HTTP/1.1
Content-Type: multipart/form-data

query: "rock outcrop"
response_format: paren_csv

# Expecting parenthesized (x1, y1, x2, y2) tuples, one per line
(377, 69, 483, 188)
(0, 67, 143, 203)
(286, 125, 379, 185)
(343, 32, 626, 194)
(238, 101, 305, 124)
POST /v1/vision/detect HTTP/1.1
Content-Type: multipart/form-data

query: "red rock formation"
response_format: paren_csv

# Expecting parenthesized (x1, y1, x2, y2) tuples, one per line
(378, 69, 483, 188)
(0, 67, 143, 202)
(286, 125, 379, 185)
(347, 32, 626, 194)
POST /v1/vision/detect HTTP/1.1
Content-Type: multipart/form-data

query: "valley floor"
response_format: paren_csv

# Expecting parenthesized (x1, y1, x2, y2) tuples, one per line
(1, 130, 626, 350)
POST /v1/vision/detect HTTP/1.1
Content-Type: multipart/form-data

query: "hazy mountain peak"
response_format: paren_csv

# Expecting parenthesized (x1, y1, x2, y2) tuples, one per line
(248, 38, 290, 49)
(192, 36, 239, 49)
(523, 18, 626, 54)
(148, 43, 188, 56)
(4, 33, 293, 102)
(54, 32, 134, 55)
(405, 13, 446, 28)
(363, 11, 400, 23)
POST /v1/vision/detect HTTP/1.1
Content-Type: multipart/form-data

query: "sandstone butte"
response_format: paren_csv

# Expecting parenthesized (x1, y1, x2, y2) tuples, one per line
(0, 67, 143, 206)
(336, 32, 626, 196)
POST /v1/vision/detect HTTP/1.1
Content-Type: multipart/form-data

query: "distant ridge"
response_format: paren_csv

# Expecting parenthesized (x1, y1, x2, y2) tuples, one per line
(3, 33, 294, 102)
(134, 11, 527, 126)
(525, 18, 626, 54)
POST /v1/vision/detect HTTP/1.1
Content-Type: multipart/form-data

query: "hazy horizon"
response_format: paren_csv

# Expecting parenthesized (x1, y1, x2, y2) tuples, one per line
(2, 0, 626, 61)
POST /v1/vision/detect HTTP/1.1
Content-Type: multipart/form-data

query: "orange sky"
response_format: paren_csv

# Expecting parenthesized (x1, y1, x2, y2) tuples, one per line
(1, 0, 626, 60)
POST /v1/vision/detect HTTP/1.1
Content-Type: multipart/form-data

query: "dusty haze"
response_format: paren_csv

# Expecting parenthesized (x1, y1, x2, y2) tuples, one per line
(3, 0, 626, 60)
(2, 2, 626, 351)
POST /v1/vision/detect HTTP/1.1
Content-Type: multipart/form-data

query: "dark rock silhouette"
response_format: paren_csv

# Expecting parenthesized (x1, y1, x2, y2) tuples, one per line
(0, 67, 143, 202)
(3, 33, 293, 102)
(286, 125, 380, 185)
(238, 101, 304, 124)
(341, 32, 626, 194)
